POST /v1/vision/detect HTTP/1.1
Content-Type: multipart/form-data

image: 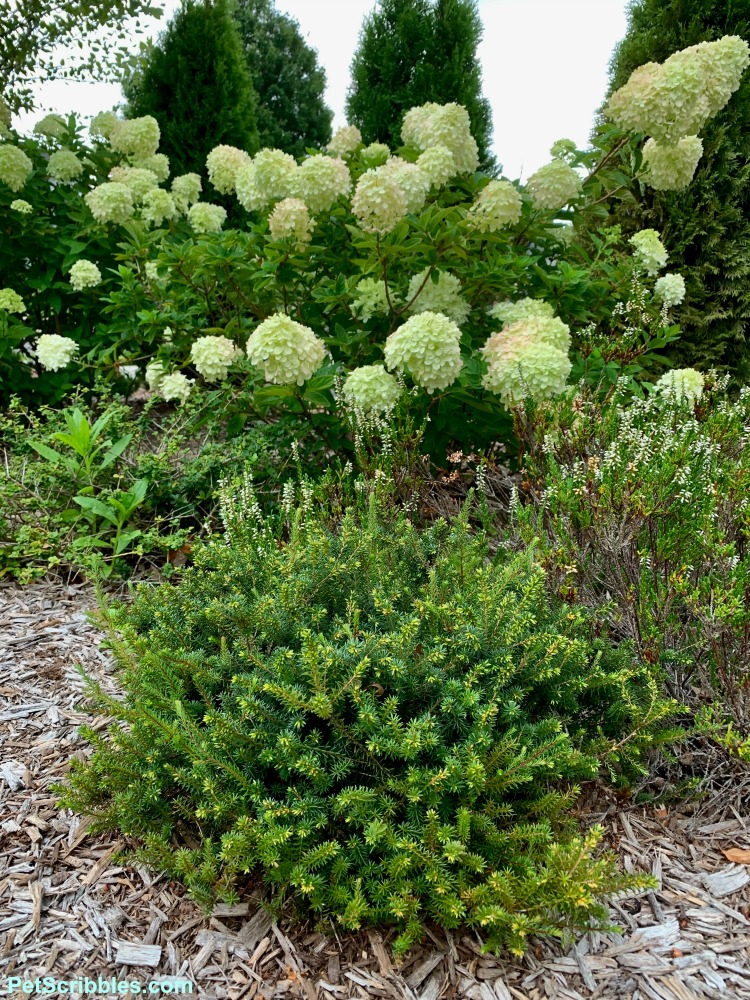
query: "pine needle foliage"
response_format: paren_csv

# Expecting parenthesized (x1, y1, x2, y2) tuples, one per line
(61, 489, 676, 956)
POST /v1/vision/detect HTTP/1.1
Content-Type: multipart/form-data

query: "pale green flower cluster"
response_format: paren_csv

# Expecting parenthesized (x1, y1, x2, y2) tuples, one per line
(0, 288, 25, 313)
(489, 297, 555, 326)
(642, 136, 703, 190)
(549, 138, 577, 162)
(268, 198, 312, 245)
(187, 202, 227, 234)
(10, 199, 32, 215)
(47, 150, 84, 182)
(482, 333, 571, 405)
(382, 157, 430, 214)
(384, 311, 463, 393)
(109, 116, 160, 160)
(343, 364, 402, 416)
(160, 372, 194, 403)
(360, 142, 390, 168)
(171, 173, 202, 213)
(407, 268, 470, 325)
(469, 179, 522, 231)
(109, 166, 159, 201)
(351, 277, 396, 321)
(206, 144, 251, 195)
(69, 260, 101, 291)
(401, 102, 479, 174)
(292, 155, 351, 213)
(144, 262, 163, 284)
(236, 149, 297, 212)
(327, 125, 362, 157)
(90, 111, 118, 140)
(655, 367, 704, 404)
(630, 229, 668, 275)
(141, 188, 178, 227)
(34, 114, 67, 140)
(85, 182, 134, 224)
(352, 167, 407, 234)
(246, 313, 326, 385)
(34, 334, 78, 371)
(146, 359, 165, 391)
(133, 153, 170, 183)
(526, 159, 582, 211)
(416, 145, 456, 189)
(654, 272, 686, 306)
(190, 335, 242, 381)
(0, 146, 33, 192)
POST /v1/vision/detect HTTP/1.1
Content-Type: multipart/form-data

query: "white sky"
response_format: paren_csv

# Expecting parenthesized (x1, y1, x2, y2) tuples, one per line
(15, 0, 629, 180)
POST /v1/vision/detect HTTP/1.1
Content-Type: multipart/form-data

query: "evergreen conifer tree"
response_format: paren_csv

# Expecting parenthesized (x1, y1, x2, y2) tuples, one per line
(124, 0, 260, 177)
(605, 0, 750, 375)
(346, 0, 495, 173)
(231, 0, 333, 158)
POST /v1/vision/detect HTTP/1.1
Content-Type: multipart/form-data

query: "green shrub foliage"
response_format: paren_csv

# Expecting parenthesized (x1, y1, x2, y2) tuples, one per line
(62, 495, 676, 954)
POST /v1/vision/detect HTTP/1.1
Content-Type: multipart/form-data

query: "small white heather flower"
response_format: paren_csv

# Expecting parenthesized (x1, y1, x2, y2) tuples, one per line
(360, 142, 390, 168)
(630, 229, 668, 275)
(381, 156, 430, 214)
(416, 144, 456, 188)
(0, 288, 25, 313)
(108, 165, 159, 202)
(206, 144, 252, 195)
(90, 110, 118, 140)
(293, 154, 352, 213)
(69, 260, 102, 291)
(351, 277, 397, 321)
(489, 297, 555, 325)
(10, 199, 32, 214)
(407, 268, 470, 325)
(246, 313, 326, 385)
(642, 136, 703, 191)
(141, 188, 178, 227)
(187, 202, 227, 234)
(327, 125, 362, 157)
(171, 173, 202, 213)
(34, 114, 67, 139)
(109, 116, 161, 160)
(469, 179, 522, 231)
(654, 272, 686, 306)
(384, 311, 463, 393)
(47, 150, 84, 182)
(351, 166, 407, 234)
(526, 159, 582, 211)
(0, 145, 33, 192)
(268, 198, 313, 245)
(343, 364, 403, 416)
(160, 371, 194, 403)
(655, 368, 704, 404)
(145, 359, 165, 391)
(85, 182, 135, 224)
(190, 335, 242, 381)
(34, 334, 78, 371)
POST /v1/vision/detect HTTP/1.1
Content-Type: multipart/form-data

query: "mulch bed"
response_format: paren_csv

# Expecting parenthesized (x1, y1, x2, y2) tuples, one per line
(2, 582, 750, 1000)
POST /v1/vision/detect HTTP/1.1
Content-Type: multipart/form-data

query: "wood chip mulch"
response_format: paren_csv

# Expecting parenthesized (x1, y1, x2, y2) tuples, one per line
(2, 582, 750, 1000)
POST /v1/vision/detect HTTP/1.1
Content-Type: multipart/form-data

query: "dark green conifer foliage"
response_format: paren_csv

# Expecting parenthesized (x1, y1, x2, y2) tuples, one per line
(124, 0, 260, 177)
(231, 0, 333, 158)
(606, 0, 750, 375)
(346, 0, 495, 172)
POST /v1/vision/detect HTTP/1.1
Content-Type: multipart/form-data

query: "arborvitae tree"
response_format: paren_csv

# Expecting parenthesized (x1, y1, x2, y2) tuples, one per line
(124, 0, 259, 177)
(231, 0, 333, 158)
(605, 0, 750, 376)
(346, 0, 495, 172)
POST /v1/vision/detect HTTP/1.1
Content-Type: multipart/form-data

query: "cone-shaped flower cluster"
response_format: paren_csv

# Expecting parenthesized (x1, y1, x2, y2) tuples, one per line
(343, 364, 402, 416)
(407, 269, 470, 325)
(34, 334, 78, 371)
(190, 336, 243, 382)
(384, 312, 463, 393)
(246, 314, 326, 386)
(69, 260, 102, 291)
(655, 367, 704, 404)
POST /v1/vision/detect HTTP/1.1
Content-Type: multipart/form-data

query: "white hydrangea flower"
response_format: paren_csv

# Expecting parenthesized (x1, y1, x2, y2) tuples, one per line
(655, 367, 704, 404)
(382, 157, 430, 214)
(171, 173, 202, 213)
(145, 359, 166, 391)
(360, 142, 390, 168)
(190, 335, 242, 382)
(10, 199, 32, 215)
(119, 364, 139, 380)
(187, 202, 227, 234)
(549, 138, 578, 162)
(497, 314, 571, 353)
(0, 288, 26, 313)
(268, 198, 313, 245)
(144, 262, 164, 284)
(630, 229, 668, 275)
(401, 102, 479, 174)
(90, 111, 118, 140)
(642, 136, 703, 191)
(654, 272, 686, 307)
(416, 145, 456, 188)
(407, 268, 470, 325)
(0, 145, 33, 192)
(34, 334, 78, 371)
(352, 167, 407, 234)
(109, 116, 161, 160)
(160, 371, 194, 403)
(351, 277, 397, 321)
(141, 188, 178, 227)
(488, 297, 555, 325)
(132, 152, 170, 183)
(384, 311, 463, 393)
(327, 125, 362, 157)
(253, 148, 298, 201)
(246, 313, 326, 386)
(47, 150, 84, 183)
(206, 144, 251, 195)
(69, 260, 102, 291)
(469, 179, 522, 231)
(108, 166, 159, 202)
(34, 114, 67, 140)
(343, 364, 402, 415)
(481, 328, 571, 404)
(526, 159, 582, 211)
(292, 155, 352, 213)
(85, 182, 135, 224)
(234, 162, 265, 213)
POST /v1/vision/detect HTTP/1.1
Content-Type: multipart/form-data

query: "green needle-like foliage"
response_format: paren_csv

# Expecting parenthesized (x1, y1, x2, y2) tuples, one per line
(61, 491, 677, 955)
